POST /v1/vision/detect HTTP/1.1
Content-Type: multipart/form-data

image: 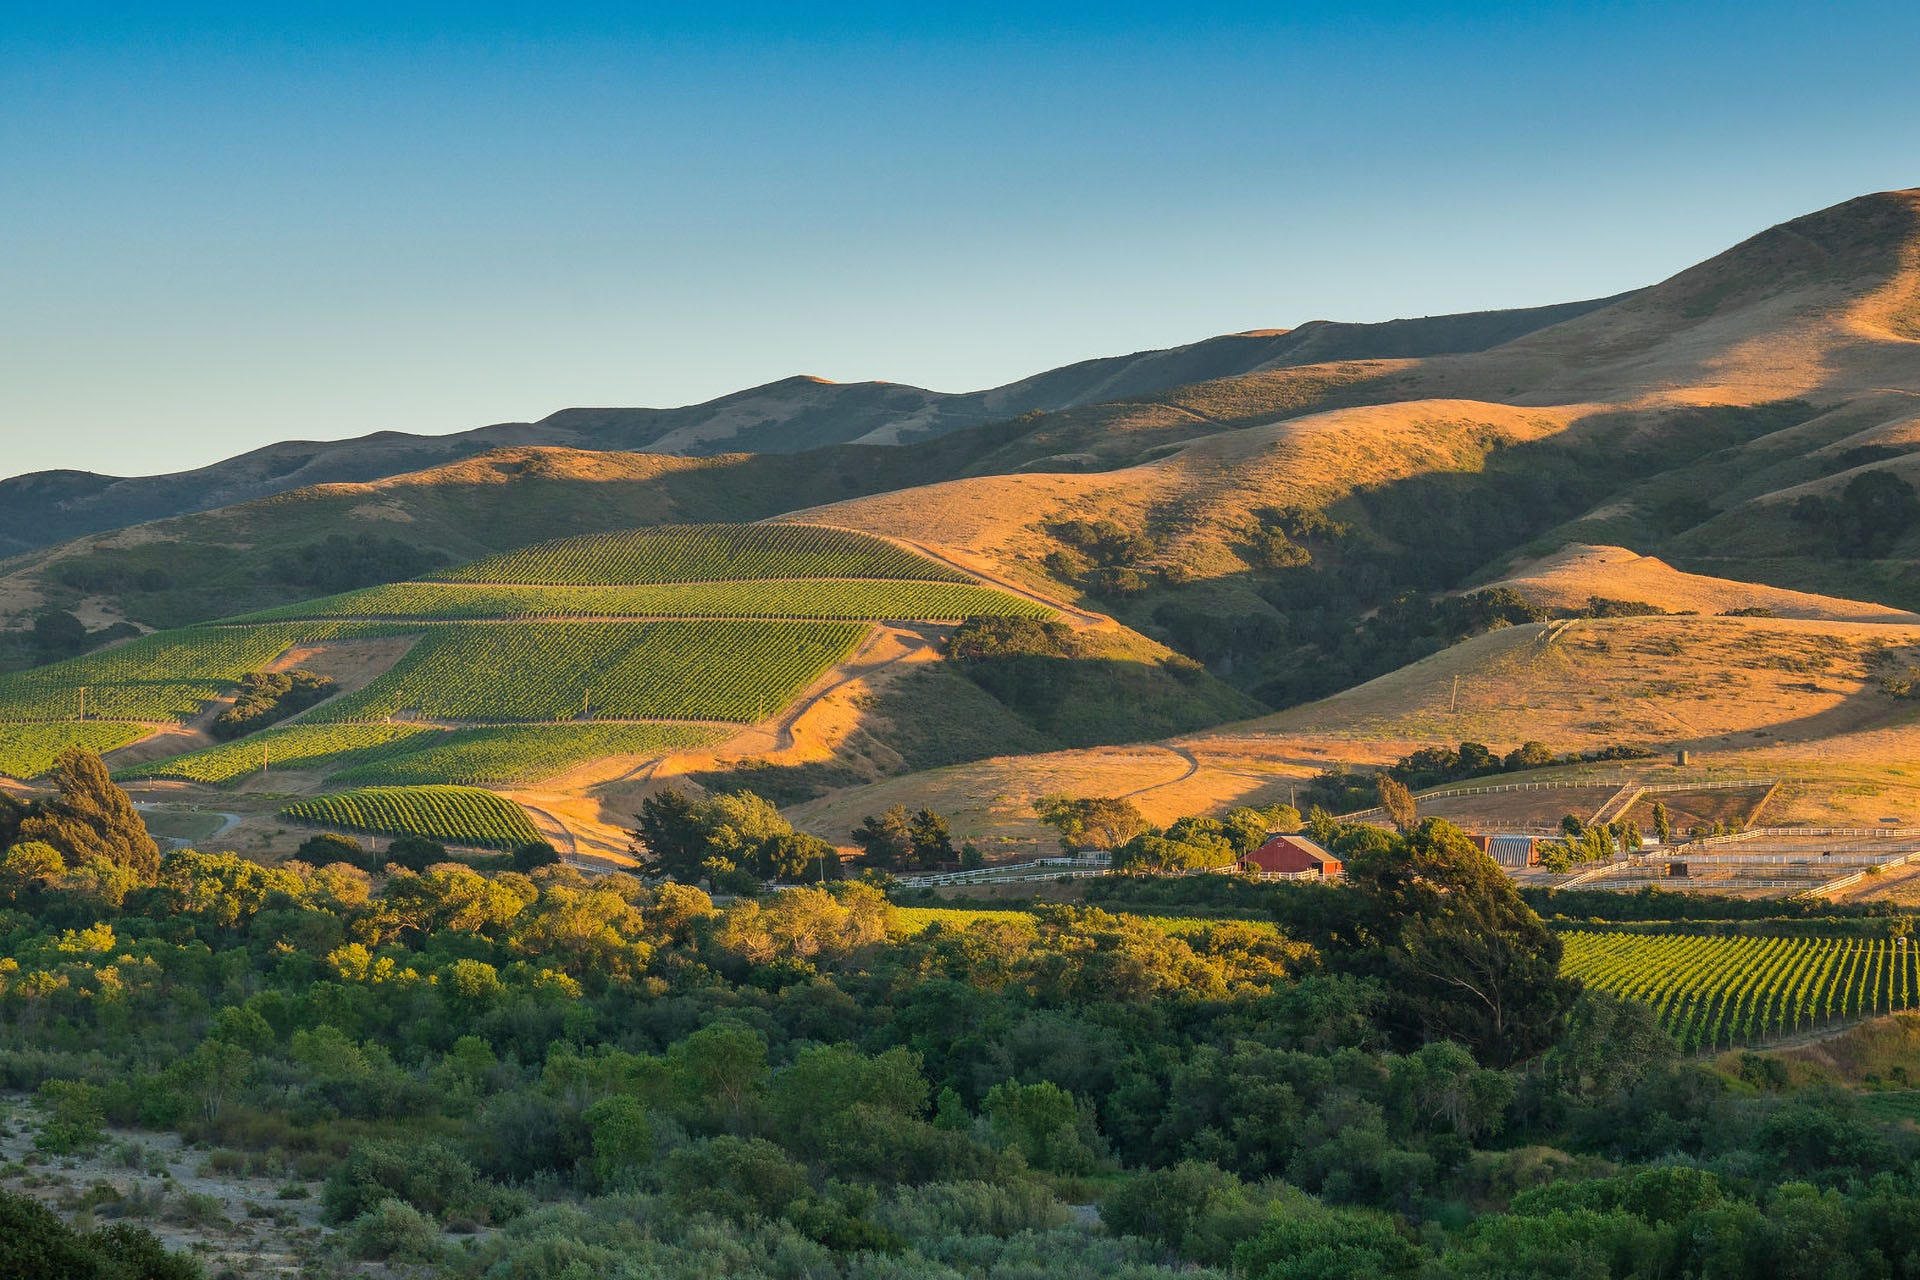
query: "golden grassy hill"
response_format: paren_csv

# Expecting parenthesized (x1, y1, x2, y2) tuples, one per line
(1480, 544, 1920, 623)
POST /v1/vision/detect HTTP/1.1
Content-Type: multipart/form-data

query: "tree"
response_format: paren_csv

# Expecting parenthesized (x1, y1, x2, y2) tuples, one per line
(1505, 740, 1556, 771)
(984, 1080, 1104, 1174)
(1793, 470, 1920, 557)
(851, 805, 916, 869)
(1651, 801, 1674, 845)
(384, 835, 447, 873)
(635, 788, 796, 887)
(631, 788, 705, 882)
(755, 830, 837, 882)
(1841, 470, 1920, 555)
(1376, 776, 1417, 834)
(297, 832, 367, 869)
(31, 609, 88, 658)
(908, 808, 955, 868)
(1342, 819, 1578, 1066)
(17, 749, 159, 882)
(1034, 795, 1147, 852)
(511, 841, 560, 873)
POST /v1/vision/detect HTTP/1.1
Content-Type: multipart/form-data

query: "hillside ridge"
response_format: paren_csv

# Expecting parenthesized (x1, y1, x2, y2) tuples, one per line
(0, 294, 1622, 557)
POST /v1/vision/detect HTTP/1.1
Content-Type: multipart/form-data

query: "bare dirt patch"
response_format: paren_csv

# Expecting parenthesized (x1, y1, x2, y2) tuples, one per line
(0, 1097, 327, 1277)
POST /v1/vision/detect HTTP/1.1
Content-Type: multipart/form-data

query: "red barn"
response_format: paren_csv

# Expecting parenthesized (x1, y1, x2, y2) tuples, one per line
(1241, 834, 1343, 880)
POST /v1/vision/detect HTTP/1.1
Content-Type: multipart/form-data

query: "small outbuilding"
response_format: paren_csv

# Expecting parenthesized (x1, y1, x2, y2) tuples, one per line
(1241, 834, 1343, 880)
(1470, 833, 1544, 868)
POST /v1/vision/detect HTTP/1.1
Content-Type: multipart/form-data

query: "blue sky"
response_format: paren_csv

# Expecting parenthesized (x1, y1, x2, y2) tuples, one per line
(3, 2, 1917, 478)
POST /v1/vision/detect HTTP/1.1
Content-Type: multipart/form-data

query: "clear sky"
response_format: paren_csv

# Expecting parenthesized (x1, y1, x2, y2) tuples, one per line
(3, 1, 1917, 479)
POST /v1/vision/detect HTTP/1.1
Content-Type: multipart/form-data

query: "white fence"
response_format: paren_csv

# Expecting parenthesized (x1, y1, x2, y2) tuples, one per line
(1343, 775, 1781, 824)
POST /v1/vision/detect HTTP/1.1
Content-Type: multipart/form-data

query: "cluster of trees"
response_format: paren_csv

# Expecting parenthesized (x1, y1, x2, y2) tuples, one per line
(1041, 517, 1161, 598)
(27, 609, 140, 663)
(1305, 739, 1657, 814)
(1106, 804, 1302, 874)
(1792, 470, 1920, 558)
(849, 804, 970, 871)
(631, 788, 838, 891)
(268, 532, 446, 593)
(0, 748, 161, 893)
(209, 668, 335, 739)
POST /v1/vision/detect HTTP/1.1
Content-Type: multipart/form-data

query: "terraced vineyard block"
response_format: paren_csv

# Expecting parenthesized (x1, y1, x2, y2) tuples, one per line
(0, 722, 151, 779)
(1562, 929, 1920, 1051)
(281, 785, 543, 850)
(119, 722, 445, 785)
(306, 620, 868, 724)
(432, 523, 970, 585)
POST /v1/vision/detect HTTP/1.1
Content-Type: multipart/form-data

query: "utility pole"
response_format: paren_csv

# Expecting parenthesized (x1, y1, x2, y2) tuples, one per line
(1450, 675, 1460, 713)
(262, 739, 269, 775)
(78, 686, 87, 721)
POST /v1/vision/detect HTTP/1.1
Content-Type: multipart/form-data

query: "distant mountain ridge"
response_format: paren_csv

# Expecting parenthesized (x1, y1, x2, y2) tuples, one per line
(0, 294, 1620, 557)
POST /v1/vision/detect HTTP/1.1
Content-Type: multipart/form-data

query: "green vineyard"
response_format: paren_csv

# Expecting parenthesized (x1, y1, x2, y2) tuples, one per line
(306, 620, 868, 724)
(230, 578, 1050, 624)
(281, 785, 543, 851)
(0, 721, 152, 780)
(116, 721, 724, 788)
(327, 723, 723, 786)
(0, 624, 356, 723)
(119, 722, 445, 785)
(433, 522, 971, 585)
(1561, 930, 1920, 1052)
(4, 521, 1050, 791)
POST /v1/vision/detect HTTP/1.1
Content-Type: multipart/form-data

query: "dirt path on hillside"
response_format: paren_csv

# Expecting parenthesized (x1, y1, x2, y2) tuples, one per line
(1115, 746, 1203, 799)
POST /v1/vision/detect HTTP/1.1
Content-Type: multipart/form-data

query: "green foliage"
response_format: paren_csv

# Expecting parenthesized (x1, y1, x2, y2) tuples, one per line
(851, 804, 955, 871)
(1791, 470, 1920, 557)
(342, 1198, 444, 1263)
(633, 787, 830, 886)
(323, 1138, 523, 1227)
(270, 531, 446, 593)
(1339, 819, 1577, 1065)
(984, 1080, 1106, 1174)
(16, 749, 159, 883)
(34, 1078, 107, 1154)
(1035, 794, 1147, 852)
(663, 1135, 810, 1222)
(281, 785, 542, 851)
(1111, 815, 1242, 874)
(294, 831, 365, 866)
(207, 668, 334, 739)
(1234, 1201, 1428, 1280)
(0, 1188, 203, 1279)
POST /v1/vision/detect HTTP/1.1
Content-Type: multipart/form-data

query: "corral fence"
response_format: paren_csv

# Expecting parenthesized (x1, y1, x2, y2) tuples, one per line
(1342, 775, 1782, 825)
